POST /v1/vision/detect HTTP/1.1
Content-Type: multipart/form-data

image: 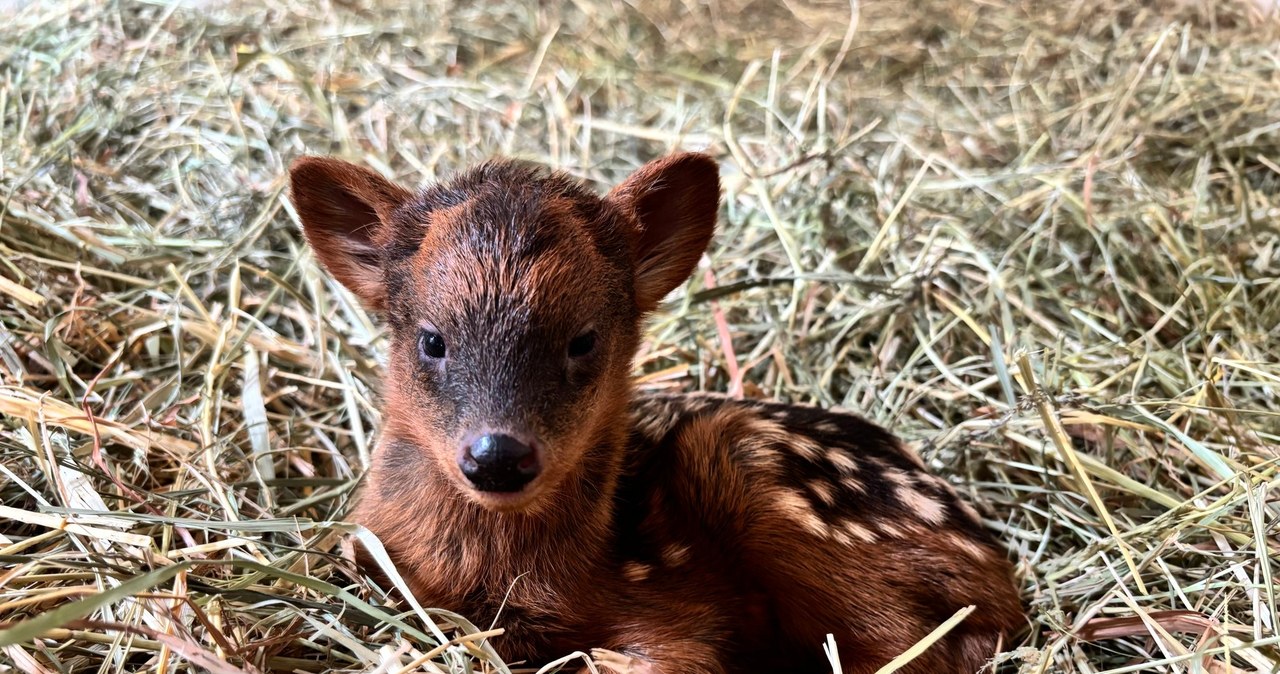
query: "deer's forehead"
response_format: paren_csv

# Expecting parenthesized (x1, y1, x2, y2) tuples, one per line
(410, 191, 591, 260)
(386, 198, 620, 325)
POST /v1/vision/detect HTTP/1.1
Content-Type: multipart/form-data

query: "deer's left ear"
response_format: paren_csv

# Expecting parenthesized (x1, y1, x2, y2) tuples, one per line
(289, 156, 414, 311)
(605, 152, 721, 312)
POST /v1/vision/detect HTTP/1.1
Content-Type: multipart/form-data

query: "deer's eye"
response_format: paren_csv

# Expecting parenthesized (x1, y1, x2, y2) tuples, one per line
(568, 330, 597, 359)
(420, 331, 447, 360)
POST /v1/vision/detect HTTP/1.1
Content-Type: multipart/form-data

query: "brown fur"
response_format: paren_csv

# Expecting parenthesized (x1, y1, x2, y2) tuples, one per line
(289, 153, 1024, 674)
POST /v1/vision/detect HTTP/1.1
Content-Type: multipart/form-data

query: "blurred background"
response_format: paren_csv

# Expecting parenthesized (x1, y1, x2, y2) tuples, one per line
(1, 1, 1279, 672)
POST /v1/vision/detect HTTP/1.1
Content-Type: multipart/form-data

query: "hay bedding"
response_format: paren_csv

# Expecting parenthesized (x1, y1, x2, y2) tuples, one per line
(0, 0, 1278, 672)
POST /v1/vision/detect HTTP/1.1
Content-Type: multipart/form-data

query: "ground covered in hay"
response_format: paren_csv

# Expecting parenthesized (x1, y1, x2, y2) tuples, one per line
(1, 0, 1279, 672)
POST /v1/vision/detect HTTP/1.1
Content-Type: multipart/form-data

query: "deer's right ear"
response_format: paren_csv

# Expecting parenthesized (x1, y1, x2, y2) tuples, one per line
(289, 156, 413, 310)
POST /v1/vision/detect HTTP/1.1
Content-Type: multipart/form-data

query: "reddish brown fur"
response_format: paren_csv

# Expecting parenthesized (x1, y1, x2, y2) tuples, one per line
(289, 153, 1024, 674)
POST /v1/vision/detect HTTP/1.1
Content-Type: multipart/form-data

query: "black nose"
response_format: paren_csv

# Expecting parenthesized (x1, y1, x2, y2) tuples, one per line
(460, 434, 540, 493)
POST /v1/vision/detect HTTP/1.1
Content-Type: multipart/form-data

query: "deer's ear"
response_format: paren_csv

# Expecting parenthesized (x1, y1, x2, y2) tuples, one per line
(288, 157, 413, 310)
(606, 153, 721, 312)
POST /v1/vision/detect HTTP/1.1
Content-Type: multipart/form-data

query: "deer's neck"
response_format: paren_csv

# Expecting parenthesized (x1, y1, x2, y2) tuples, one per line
(361, 421, 629, 597)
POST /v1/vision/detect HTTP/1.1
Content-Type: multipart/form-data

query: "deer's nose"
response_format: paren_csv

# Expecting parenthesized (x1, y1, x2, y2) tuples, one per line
(459, 434, 540, 493)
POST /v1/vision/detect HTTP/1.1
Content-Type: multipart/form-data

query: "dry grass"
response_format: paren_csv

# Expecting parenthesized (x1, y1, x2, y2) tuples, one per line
(2, 0, 1280, 672)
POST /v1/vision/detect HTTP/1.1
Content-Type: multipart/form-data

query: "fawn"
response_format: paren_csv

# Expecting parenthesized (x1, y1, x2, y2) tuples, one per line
(289, 152, 1023, 674)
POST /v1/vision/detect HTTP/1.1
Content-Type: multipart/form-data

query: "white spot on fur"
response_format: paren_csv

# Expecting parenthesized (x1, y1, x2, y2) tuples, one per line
(789, 435, 824, 461)
(900, 487, 947, 524)
(739, 417, 795, 467)
(842, 520, 878, 543)
(827, 449, 859, 475)
(883, 469, 947, 525)
(882, 468, 911, 488)
(808, 479, 837, 506)
(775, 489, 829, 538)
(814, 420, 841, 434)
(623, 562, 652, 582)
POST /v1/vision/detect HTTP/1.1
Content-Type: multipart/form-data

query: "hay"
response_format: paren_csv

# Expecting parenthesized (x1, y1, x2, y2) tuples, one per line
(1, 0, 1279, 671)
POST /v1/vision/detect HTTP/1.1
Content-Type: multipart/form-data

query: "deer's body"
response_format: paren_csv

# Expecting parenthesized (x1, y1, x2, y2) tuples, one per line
(290, 153, 1023, 674)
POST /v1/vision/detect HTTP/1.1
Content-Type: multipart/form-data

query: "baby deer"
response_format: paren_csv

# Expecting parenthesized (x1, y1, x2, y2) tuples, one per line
(290, 153, 1023, 674)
